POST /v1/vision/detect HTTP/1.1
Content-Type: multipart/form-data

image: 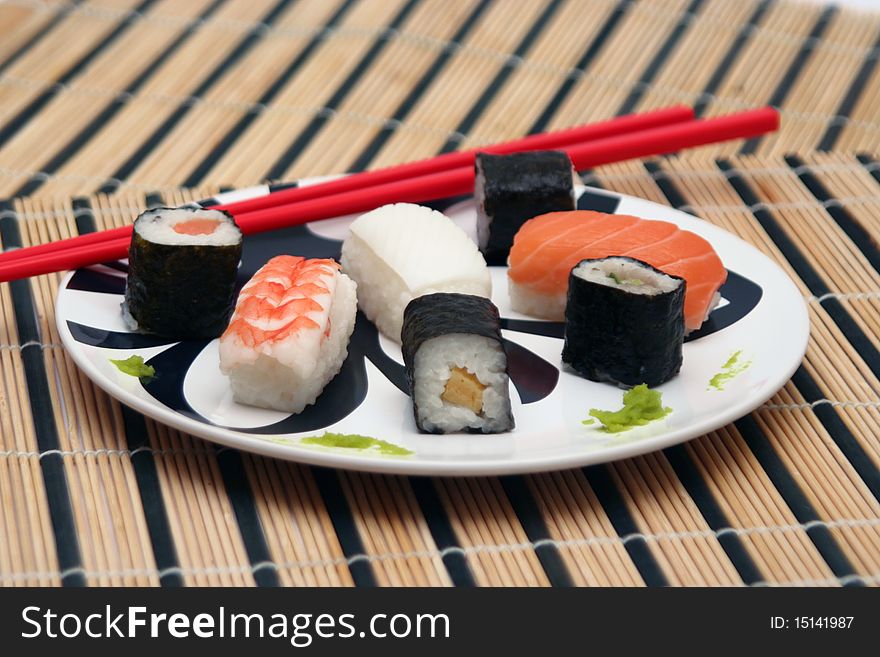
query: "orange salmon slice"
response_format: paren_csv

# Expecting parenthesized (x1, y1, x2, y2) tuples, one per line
(172, 218, 221, 235)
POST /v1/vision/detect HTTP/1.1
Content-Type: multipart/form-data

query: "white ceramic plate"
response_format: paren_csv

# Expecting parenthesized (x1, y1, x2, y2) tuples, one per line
(55, 181, 809, 476)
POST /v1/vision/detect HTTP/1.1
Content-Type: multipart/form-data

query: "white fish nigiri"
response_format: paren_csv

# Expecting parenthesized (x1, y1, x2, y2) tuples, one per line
(340, 203, 491, 341)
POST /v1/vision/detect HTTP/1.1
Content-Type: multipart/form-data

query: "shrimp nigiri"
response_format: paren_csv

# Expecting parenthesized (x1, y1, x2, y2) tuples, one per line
(219, 255, 357, 413)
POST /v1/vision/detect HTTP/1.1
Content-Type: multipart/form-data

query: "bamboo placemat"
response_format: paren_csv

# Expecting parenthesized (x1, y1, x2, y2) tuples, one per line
(1, 0, 880, 587)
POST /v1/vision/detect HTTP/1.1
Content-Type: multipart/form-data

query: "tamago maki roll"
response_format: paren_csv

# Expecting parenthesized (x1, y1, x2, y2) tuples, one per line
(562, 257, 686, 388)
(402, 293, 514, 434)
(123, 207, 242, 339)
(474, 150, 575, 265)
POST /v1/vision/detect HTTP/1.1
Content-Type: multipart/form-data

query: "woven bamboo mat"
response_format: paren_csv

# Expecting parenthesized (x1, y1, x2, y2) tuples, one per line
(1, 0, 880, 587)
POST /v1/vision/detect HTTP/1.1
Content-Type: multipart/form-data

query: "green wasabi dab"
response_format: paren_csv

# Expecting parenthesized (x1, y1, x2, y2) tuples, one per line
(300, 433, 413, 456)
(110, 355, 155, 379)
(708, 350, 751, 391)
(584, 384, 672, 433)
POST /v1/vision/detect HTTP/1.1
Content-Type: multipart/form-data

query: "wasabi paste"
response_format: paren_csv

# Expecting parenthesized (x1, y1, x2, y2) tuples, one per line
(300, 433, 413, 456)
(584, 384, 672, 433)
(110, 355, 155, 379)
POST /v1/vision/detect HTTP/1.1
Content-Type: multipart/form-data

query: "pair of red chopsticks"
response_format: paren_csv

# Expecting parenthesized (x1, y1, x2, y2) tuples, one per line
(0, 105, 778, 283)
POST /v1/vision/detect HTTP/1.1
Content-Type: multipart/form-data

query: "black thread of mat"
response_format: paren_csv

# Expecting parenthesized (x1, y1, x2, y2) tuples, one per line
(693, 0, 774, 117)
(529, 0, 630, 134)
(263, 0, 423, 181)
(71, 196, 183, 587)
(436, 0, 567, 154)
(409, 478, 476, 587)
(97, 0, 295, 194)
(348, 0, 493, 173)
(641, 159, 772, 585)
(215, 451, 279, 587)
(818, 34, 880, 150)
(582, 465, 669, 587)
(310, 467, 377, 587)
(616, 0, 705, 117)
(0, 200, 85, 586)
(0, 0, 157, 150)
(14, 0, 230, 198)
(499, 477, 574, 587)
(182, 0, 360, 187)
(0, 0, 83, 75)
(740, 4, 837, 154)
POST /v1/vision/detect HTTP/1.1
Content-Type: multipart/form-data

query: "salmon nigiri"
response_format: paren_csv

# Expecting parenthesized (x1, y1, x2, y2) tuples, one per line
(507, 211, 727, 332)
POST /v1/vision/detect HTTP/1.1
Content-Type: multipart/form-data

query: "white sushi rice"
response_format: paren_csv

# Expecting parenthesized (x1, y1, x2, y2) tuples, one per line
(133, 207, 241, 246)
(340, 203, 491, 342)
(219, 271, 357, 413)
(571, 257, 681, 294)
(508, 282, 567, 320)
(412, 334, 511, 433)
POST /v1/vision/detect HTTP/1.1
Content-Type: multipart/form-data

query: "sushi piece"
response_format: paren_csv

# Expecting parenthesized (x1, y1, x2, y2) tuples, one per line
(402, 293, 514, 434)
(340, 203, 490, 342)
(123, 207, 242, 339)
(507, 210, 727, 333)
(474, 150, 576, 265)
(218, 255, 357, 413)
(562, 257, 685, 388)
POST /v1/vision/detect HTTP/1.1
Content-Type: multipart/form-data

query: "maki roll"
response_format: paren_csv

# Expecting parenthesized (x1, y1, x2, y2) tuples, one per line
(474, 150, 575, 265)
(123, 207, 242, 339)
(402, 293, 514, 434)
(340, 203, 490, 342)
(219, 256, 357, 413)
(562, 257, 685, 388)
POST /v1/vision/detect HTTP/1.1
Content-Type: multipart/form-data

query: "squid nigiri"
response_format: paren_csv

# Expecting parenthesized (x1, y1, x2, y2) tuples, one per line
(507, 211, 726, 333)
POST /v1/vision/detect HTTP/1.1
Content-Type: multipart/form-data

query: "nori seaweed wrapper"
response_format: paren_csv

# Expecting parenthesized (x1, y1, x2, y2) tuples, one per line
(124, 207, 242, 339)
(475, 150, 575, 265)
(562, 257, 685, 388)
(402, 292, 514, 433)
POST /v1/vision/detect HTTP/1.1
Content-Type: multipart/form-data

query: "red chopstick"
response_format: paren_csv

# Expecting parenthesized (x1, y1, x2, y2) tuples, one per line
(217, 105, 695, 216)
(0, 106, 778, 283)
(226, 107, 778, 236)
(0, 107, 694, 268)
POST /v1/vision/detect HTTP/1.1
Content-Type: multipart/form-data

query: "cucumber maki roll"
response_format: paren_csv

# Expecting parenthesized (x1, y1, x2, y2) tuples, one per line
(123, 207, 242, 339)
(562, 257, 685, 388)
(402, 293, 514, 434)
(474, 150, 576, 265)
